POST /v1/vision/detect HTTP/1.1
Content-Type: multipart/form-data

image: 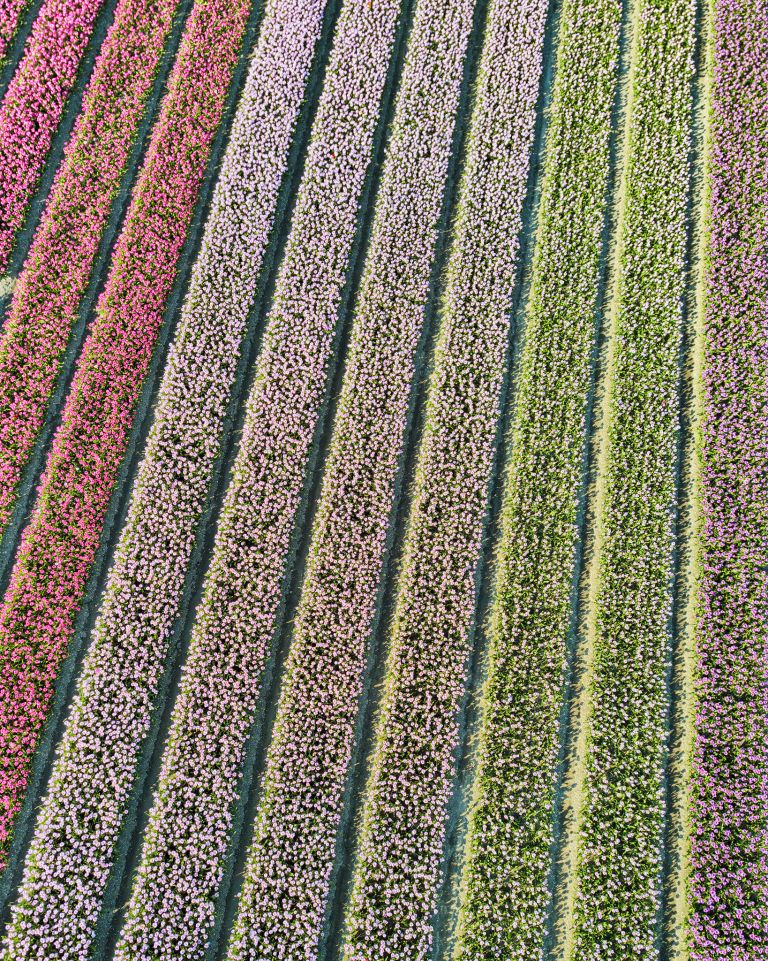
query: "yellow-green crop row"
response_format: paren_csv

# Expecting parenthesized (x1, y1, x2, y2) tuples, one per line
(453, 0, 624, 954)
(570, 0, 697, 956)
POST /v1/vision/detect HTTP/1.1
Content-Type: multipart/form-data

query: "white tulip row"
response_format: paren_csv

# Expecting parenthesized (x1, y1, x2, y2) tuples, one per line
(572, 0, 697, 957)
(338, 0, 551, 957)
(452, 0, 624, 956)
(221, 1, 476, 958)
(0, 0, 330, 956)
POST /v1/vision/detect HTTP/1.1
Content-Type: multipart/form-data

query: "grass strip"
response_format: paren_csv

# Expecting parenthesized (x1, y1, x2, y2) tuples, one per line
(334, 0, 550, 956)
(688, 0, 768, 957)
(0, 0, 252, 891)
(210, 1, 476, 957)
(0, 0, 108, 271)
(450, 0, 624, 955)
(569, 0, 698, 956)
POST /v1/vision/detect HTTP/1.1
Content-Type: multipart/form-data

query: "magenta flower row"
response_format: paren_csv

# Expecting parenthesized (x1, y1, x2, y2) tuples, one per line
(689, 0, 768, 957)
(0, 0, 250, 883)
(0, 0, 30, 62)
(339, 0, 549, 956)
(0, 0, 332, 955)
(215, 0, 474, 956)
(0, 0, 106, 271)
(0, 0, 180, 536)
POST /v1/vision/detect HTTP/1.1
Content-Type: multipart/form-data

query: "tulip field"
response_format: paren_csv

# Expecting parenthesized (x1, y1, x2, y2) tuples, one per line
(0, 0, 764, 956)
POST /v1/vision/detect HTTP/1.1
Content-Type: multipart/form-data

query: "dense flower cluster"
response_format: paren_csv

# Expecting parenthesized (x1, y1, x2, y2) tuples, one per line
(451, 0, 623, 956)
(0, 0, 351, 956)
(0, 0, 251, 896)
(338, 0, 549, 957)
(0, 0, 30, 62)
(572, 0, 696, 957)
(0, 0, 179, 534)
(220, 1, 474, 957)
(689, 0, 768, 957)
(0, 0, 106, 270)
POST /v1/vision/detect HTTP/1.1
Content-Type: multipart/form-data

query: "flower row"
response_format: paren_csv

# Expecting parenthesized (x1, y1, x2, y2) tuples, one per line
(572, 0, 697, 956)
(0, 0, 403, 955)
(337, 0, 549, 957)
(117, 0, 423, 954)
(219, 0, 475, 956)
(0, 0, 107, 270)
(0, 0, 251, 883)
(0, 0, 180, 535)
(452, 0, 623, 955)
(689, 0, 768, 956)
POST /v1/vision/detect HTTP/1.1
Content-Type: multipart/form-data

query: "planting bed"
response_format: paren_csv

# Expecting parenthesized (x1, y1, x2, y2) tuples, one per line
(0, 0, 760, 957)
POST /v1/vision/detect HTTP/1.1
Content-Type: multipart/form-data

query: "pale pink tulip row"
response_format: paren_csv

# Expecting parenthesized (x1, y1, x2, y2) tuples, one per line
(0, 0, 107, 270)
(112, 0, 405, 957)
(117, 0, 425, 956)
(0, 0, 30, 62)
(689, 0, 768, 956)
(0, 0, 180, 536)
(339, 0, 550, 956)
(0, 0, 251, 896)
(216, 0, 475, 957)
(0, 0, 339, 956)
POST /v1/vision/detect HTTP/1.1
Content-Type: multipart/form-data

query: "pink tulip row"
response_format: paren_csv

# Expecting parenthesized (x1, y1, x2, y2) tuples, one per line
(0, 0, 251, 881)
(338, 0, 549, 956)
(0, 0, 350, 955)
(689, 0, 768, 956)
(112, 0, 408, 956)
(216, 0, 475, 957)
(452, 0, 624, 955)
(0, 0, 181, 538)
(572, 0, 697, 956)
(0, 0, 30, 63)
(0, 0, 107, 271)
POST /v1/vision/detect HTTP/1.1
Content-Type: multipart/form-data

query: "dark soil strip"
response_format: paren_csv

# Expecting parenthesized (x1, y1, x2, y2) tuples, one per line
(0, 0, 197, 607)
(0, 0, 270, 937)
